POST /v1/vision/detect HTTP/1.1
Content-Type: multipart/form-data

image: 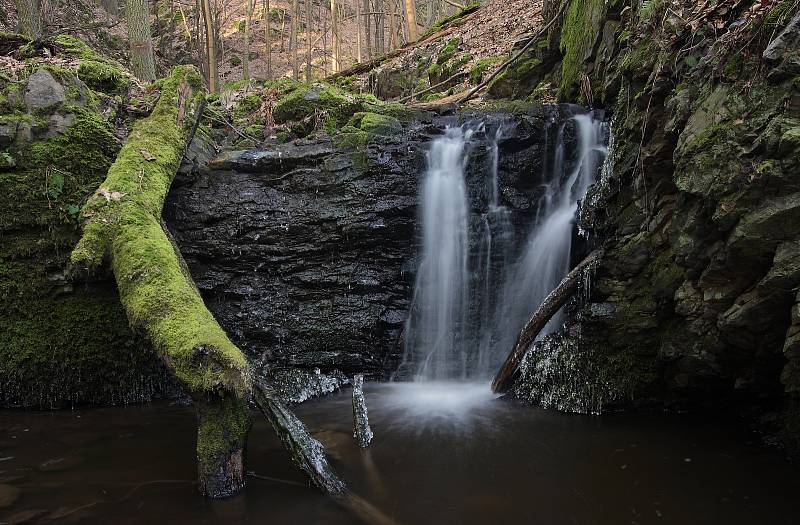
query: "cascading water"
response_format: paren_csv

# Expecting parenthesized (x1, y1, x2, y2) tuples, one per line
(401, 128, 472, 381)
(479, 113, 608, 377)
(401, 110, 608, 386)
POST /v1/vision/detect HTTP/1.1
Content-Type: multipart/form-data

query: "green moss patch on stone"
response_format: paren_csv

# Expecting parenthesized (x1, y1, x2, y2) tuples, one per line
(559, 0, 606, 95)
(469, 56, 504, 84)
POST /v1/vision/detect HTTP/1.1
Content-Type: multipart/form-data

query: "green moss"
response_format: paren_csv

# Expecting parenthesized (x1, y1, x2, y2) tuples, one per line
(559, 0, 606, 95)
(234, 93, 262, 119)
(487, 52, 543, 99)
(53, 35, 132, 98)
(273, 82, 419, 137)
(437, 38, 460, 65)
(469, 56, 504, 84)
(78, 60, 130, 94)
(196, 397, 251, 485)
(0, 64, 160, 408)
(350, 112, 401, 135)
(72, 66, 250, 398)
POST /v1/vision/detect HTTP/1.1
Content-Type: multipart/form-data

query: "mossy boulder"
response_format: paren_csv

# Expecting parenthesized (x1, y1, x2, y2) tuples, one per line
(273, 83, 362, 130)
(348, 112, 402, 136)
(273, 82, 419, 137)
(0, 34, 174, 408)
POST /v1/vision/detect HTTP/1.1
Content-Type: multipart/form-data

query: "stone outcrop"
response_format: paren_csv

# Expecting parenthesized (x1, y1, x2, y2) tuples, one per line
(504, 0, 800, 454)
(165, 108, 559, 380)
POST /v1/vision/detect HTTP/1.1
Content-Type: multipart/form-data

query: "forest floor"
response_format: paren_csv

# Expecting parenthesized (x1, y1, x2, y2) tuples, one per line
(0, 0, 541, 96)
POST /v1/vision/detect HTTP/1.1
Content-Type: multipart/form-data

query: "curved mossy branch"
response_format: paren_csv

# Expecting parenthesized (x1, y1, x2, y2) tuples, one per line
(70, 66, 251, 497)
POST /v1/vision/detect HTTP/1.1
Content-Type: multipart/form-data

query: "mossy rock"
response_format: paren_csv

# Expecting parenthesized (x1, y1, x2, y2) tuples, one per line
(487, 52, 544, 99)
(348, 112, 402, 136)
(469, 56, 504, 84)
(273, 82, 419, 137)
(273, 83, 362, 129)
(54, 35, 131, 97)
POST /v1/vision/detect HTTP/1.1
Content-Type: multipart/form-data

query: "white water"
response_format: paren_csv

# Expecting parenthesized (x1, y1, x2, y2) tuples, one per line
(484, 114, 607, 375)
(400, 112, 608, 392)
(401, 128, 472, 381)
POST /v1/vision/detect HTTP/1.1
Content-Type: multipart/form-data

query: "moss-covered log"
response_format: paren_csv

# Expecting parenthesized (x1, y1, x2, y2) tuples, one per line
(70, 65, 251, 498)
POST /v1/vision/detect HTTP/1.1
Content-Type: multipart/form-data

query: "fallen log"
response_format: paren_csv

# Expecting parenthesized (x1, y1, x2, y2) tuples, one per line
(71, 66, 253, 498)
(491, 250, 602, 394)
(70, 67, 401, 517)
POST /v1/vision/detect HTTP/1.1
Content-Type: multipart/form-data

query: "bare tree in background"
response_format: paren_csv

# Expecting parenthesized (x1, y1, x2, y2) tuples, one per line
(15, 0, 43, 38)
(387, 0, 396, 51)
(362, 0, 371, 59)
(305, 0, 312, 81)
(100, 0, 119, 17)
(291, 0, 299, 80)
(125, 0, 157, 81)
(200, 0, 219, 92)
(355, 0, 363, 62)
(243, 0, 254, 80)
(330, 0, 340, 71)
(264, 0, 272, 78)
(404, 0, 417, 41)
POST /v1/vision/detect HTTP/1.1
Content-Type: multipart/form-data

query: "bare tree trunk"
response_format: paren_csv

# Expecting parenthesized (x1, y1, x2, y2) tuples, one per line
(363, 0, 371, 59)
(291, 0, 299, 80)
(330, 0, 339, 71)
(264, 0, 272, 78)
(320, 0, 327, 73)
(404, 0, 417, 42)
(280, 8, 287, 52)
(100, 0, 119, 16)
(355, 0, 362, 62)
(374, 0, 384, 55)
(15, 0, 43, 38)
(387, 0, 395, 50)
(305, 0, 313, 81)
(125, 0, 157, 81)
(200, 0, 219, 92)
(243, 0, 253, 81)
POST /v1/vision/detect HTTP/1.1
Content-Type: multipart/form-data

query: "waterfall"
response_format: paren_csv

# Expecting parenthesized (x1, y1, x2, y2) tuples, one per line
(482, 114, 607, 377)
(401, 128, 472, 381)
(401, 112, 607, 382)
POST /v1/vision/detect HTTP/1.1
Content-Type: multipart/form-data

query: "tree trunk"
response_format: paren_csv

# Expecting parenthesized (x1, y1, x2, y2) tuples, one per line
(200, 0, 218, 92)
(71, 67, 249, 497)
(291, 0, 299, 80)
(15, 0, 42, 38)
(305, 0, 313, 81)
(387, 0, 395, 50)
(100, 0, 119, 17)
(330, 0, 339, 71)
(404, 0, 417, 42)
(125, 0, 157, 81)
(243, 0, 253, 81)
(264, 0, 272, 78)
(491, 250, 602, 394)
(363, 0, 372, 59)
(355, 0, 362, 62)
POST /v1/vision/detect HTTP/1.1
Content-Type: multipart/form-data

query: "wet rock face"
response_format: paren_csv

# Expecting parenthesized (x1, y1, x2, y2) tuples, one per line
(165, 110, 557, 377)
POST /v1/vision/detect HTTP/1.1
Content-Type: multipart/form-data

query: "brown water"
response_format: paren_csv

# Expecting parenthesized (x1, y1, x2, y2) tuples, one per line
(1, 382, 797, 524)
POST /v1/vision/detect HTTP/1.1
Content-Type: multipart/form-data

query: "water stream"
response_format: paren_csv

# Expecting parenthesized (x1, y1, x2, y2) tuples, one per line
(401, 110, 608, 382)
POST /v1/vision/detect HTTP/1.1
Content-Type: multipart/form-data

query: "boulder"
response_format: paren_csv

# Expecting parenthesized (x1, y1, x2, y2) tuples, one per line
(23, 69, 66, 112)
